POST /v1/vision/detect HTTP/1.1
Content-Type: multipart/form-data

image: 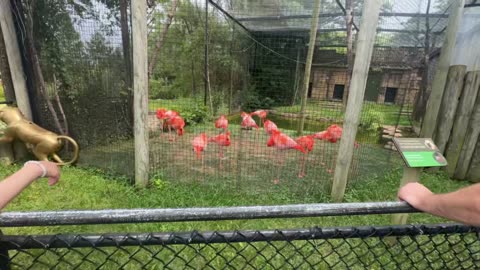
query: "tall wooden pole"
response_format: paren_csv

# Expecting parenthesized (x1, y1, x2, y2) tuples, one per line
(297, 0, 321, 135)
(0, 0, 32, 120)
(420, 0, 465, 138)
(132, 0, 149, 187)
(331, 0, 382, 202)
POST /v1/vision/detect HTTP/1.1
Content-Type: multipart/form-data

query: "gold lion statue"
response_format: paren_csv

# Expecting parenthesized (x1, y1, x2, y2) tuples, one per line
(0, 106, 79, 165)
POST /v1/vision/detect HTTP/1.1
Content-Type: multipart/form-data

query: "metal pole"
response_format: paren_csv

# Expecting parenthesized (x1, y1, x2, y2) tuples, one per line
(0, 202, 419, 227)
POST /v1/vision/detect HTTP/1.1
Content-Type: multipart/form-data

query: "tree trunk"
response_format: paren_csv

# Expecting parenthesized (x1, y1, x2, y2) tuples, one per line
(343, 0, 354, 108)
(0, 26, 15, 103)
(148, 0, 178, 78)
(53, 74, 69, 136)
(25, 1, 65, 134)
(120, 0, 132, 89)
(413, 0, 431, 122)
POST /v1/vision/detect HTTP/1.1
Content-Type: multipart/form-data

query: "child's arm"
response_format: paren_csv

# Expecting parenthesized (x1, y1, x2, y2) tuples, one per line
(0, 161, 60, 210)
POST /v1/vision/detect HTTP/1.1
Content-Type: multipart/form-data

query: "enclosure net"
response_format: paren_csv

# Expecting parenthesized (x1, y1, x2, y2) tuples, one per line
(147, 0, 454, 201)
(3, 0, 456, 202)
(9, 0, 135, 178)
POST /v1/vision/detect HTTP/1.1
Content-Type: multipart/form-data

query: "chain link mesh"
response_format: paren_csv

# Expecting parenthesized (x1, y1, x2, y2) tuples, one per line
(0, 224, 478, 269)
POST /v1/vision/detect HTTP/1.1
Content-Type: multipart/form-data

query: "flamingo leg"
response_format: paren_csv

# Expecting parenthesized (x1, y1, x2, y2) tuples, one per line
(159, 120, 164, 138)
(219, 146, 224, 170)
(298, 153, 306, 178)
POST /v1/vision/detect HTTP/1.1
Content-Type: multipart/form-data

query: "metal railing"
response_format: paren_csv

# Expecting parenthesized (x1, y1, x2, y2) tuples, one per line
(0, 202, 479, 269)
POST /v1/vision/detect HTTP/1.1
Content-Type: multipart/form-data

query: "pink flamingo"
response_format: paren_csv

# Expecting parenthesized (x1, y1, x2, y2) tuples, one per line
(215, 115, 228, 132)
(241, 112, 259, 130)
(264, 119, 279, 135)
(208, 131, 231, 169)
(250, 110, 268, 127)
(267, 129, 305, 184)
(166, 115, 185, 141)
(296, 135, 315, 178)
(192, 133, 208, 174)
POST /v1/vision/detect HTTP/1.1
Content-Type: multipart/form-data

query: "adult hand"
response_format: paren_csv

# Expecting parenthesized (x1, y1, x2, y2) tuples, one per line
(397, 182, 433, 211)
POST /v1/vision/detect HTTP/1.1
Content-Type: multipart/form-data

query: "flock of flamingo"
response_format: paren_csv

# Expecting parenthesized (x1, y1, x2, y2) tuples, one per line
(156, 108, 356, 183)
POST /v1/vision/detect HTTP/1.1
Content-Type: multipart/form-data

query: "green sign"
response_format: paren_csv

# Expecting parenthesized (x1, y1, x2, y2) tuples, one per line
(393, 138, 447, 168)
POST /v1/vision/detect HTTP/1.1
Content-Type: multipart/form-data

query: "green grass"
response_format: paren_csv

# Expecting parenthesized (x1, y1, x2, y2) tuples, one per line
(149, 97, 201, 112)
(0, 164, 473, 269)
(274, 101, 412, 126)
(1, 164, 470, 235)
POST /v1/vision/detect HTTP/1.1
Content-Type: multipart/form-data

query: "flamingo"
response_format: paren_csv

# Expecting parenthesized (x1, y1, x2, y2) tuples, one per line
(267, 129, 305, 184)
(264, 119, 279, 135)
(312, 124, 359, 173)
(157, 109, 179, 137)
(241, 112, 259, 130)
(192, 133, 208, 175)
(166, 116, 185, 141)
(296, 135, 315, 178)
(250, 110, 268, 127)
(156, 108, 167, 135)
(208, 131, 231, 169)
(215, 115, 228, 132)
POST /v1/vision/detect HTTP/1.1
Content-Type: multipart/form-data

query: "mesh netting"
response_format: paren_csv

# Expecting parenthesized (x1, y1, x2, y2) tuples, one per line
(3, 0, 460, 198)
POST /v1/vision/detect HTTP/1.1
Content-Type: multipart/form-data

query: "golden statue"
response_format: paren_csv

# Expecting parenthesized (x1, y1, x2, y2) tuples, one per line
(0, 106, 79, 165)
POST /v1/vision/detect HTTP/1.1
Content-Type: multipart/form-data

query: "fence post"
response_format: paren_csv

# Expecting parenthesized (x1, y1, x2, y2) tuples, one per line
(0, 0, 33, 120)
(391, 167, 421, 225)
(446, 71, 480, 178)
(331, 0, 382, 202)
(132, 0, 149, 187)
(297, 0, 321, 136)
(455, 89, 480, 179)
(0, 231, 10, 270)
(433, 65, 466, 155)
(420, 0, 465, 138)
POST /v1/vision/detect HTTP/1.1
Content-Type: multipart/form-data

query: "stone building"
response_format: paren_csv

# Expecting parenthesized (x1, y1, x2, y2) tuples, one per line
(308, 48, 423, 105)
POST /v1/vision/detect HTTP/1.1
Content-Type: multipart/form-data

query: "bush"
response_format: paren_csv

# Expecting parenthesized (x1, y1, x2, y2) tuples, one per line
(149, 79, 178, 100)
(240, 85, 275, 111)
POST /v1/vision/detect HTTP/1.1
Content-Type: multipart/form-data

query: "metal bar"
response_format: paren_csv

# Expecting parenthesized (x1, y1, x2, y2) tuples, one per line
(251, 28, 444, 35)
(237, 12, 449, 22)
(0, 202, 420, 227)
(207, 0, 250, 33)
(0, 223, 476, 249)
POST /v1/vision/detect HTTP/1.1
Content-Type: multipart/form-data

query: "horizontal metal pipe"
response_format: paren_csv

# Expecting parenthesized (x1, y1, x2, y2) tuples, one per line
(0, 223, 475, 249)
(0, 202, 419, 227)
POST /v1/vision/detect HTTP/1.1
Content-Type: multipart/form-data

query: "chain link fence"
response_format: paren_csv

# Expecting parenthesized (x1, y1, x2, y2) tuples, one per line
(0, 203, 479, 269)
(0, 224, 479, 269)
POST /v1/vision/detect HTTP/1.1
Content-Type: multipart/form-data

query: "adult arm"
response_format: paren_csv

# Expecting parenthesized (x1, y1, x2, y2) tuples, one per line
(0, 161, 60, 210)
(398, 182, 480, 226)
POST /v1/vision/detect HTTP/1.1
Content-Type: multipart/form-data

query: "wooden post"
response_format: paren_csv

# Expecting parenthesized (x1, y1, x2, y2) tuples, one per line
(420, 0, 465, 138)
(446, 71, 480, 177)
(132, 0, 149, 187)
(0, 0, 32, 120)
(391, 167, 422, 224)
(467, 140, 480, 181)
(434, 65, 466, 154)
(455, 90, 480, 179)
(330, 0, 382, 202)
(297, 0, 321, 136)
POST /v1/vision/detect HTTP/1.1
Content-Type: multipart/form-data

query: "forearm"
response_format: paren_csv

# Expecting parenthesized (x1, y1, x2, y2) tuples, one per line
(0, 165, 42, 210)
(421, 184, 480, 226)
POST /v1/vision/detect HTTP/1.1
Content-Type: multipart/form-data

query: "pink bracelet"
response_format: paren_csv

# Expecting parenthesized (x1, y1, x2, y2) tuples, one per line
(24, 161, 47, 178)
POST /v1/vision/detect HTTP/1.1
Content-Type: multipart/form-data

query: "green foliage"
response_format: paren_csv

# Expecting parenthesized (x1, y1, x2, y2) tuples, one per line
(149, 79, 179, 100)
(241, 85, 275, 111)
(150, 98, 209, 125)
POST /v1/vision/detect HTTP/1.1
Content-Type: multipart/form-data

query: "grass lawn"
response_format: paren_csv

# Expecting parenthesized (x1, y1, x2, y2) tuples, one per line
(1, 164, 470, 236)
(0, 164, 473, 269)
(274, 101, 412, 126)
